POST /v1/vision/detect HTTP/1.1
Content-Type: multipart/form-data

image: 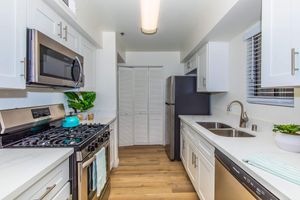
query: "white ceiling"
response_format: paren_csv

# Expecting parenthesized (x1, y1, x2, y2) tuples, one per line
(76, 0, 212, 51)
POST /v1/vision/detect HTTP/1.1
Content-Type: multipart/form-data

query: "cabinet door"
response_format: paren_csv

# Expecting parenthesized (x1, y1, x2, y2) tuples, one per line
(180, 130, 188, 167)
(80, 38, 96, 91)
(187, 142, 198, 187)
(0, 0, 26, 89)
(52, 182, 70, 200)
(185, 55, 198, 74)
(63, 22, 80, 52)
(197, 152, 215, 200)
(197, 45, 208, 92)
(262, 0, 300, 87)
(27, 0, 61, 41)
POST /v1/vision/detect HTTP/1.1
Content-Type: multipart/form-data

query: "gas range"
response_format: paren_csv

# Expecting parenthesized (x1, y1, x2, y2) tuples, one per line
(7, 123, 107, 148)
(0, 104, 111, 200)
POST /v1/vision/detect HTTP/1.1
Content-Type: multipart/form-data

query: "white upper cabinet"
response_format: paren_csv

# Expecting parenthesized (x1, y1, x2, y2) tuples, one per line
(79, 38, 96, 91)
(0, 0, 27, 89)
(262, 0, 300, 87)
(197, 42, 229, 93)
(184, 54, 198, 74)
(27, 0, 80, 52)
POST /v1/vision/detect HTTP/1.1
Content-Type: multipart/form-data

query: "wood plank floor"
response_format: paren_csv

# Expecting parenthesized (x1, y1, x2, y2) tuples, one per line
(109, 145, 199, 200)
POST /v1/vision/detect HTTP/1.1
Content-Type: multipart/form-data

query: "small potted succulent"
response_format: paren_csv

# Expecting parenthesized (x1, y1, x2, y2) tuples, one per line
(65, 92, 96, 121)
(273, 124, 300, 153)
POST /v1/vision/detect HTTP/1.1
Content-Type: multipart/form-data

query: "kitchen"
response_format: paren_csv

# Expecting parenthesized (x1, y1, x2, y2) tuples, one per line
(0, 0, 300, 200)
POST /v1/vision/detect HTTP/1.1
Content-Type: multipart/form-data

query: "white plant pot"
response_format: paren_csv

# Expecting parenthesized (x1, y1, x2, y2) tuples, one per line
(275, 133, 300, 153)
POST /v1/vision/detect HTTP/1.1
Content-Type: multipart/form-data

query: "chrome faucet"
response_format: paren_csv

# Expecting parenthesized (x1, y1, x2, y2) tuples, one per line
(226, 100, 249, 128)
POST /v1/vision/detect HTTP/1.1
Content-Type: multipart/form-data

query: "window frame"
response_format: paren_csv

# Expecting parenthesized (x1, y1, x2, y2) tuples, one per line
(244, 22, 294, 107)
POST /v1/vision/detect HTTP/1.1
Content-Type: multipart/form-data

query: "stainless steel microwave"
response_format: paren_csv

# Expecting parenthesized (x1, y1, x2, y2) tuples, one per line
(27, 29, 84, 88)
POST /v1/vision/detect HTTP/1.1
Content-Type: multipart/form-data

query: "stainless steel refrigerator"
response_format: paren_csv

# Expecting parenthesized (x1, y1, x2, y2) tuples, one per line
(165, 76, 210, 161)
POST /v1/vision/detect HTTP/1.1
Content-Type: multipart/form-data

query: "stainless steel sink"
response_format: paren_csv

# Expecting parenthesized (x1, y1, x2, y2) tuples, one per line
(197, 122, 232, 129)
(209, 129, 255, 137)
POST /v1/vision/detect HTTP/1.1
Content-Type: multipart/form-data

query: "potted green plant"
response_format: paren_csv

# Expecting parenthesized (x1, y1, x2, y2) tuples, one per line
(65, 92, 96, 120)
(273, 124, 300, 153)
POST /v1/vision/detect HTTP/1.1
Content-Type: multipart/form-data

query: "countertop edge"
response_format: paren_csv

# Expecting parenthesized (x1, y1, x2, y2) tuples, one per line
(179, 115, 292, 200)
(3, 148, 74, 200)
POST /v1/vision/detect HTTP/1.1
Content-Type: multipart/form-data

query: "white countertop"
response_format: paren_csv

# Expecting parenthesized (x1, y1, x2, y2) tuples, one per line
(81, 115, 116, 125)
(0, 148, 73, 200)
(179, 115, 300, 200)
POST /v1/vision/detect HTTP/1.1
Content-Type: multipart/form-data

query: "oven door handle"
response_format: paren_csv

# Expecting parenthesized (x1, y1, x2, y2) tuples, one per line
(82, 155, 96, 169)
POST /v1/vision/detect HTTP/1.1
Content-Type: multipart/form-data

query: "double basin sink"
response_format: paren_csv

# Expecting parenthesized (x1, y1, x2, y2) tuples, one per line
(197, 122, 255, 138)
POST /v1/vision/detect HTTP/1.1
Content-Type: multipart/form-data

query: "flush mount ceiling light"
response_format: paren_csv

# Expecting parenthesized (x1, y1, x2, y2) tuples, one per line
(140, 0, 160, 35)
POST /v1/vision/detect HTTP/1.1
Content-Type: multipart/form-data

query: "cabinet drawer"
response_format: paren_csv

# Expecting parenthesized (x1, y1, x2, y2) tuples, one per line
(52, 182, 70, 200)
(16, 159, 69, 200)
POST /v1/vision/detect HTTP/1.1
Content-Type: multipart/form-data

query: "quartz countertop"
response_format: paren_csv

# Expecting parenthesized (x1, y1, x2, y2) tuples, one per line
(81, 114, 116, 125)
(0, 148, 73, 200)
(179, 115, 300, 200)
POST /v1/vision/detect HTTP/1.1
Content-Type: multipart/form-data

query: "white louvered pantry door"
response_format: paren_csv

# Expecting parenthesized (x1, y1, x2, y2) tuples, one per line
(118, 67, 163, 146)
(133, 68, 149, 145)
(149, 68, 164, 144)
(118, 68, 134, 146)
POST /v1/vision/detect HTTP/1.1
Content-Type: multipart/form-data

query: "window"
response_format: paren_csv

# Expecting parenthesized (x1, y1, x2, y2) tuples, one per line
(246, 32, 294, 107)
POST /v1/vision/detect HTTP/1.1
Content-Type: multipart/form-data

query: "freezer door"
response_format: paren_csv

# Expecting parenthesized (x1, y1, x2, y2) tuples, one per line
(166, 76, 175, 104)
(165, 103, 175, 160)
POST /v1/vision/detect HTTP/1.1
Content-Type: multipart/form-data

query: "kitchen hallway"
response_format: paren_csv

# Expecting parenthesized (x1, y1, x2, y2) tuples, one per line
(109, 146, 199, 200)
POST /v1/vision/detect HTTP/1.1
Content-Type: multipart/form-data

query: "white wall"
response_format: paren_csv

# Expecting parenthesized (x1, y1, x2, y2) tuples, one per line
(181, 0, 239, 59)
(0, 88, 65, 110)
(94, 32, 117, 116)
(125, 51, 184, 79)
(211, 29, 300, 125)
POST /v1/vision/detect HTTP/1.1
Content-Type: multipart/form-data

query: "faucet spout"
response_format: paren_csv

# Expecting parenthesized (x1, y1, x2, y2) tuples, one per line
(226, 100, 249, 128)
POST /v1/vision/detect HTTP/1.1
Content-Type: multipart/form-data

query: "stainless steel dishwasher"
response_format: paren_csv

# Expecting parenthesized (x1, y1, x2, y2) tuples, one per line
(215, 149, 279, 200)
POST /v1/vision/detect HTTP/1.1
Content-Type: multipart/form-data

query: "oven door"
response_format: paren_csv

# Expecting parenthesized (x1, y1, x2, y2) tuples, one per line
(27, 29, 84, 88)
(78, 142, 110, 200)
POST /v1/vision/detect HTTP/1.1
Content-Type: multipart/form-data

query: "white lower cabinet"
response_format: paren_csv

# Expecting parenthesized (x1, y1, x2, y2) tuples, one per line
(197, 151, 215, 200)
(16, 159, 70, 200)
(110, 118, 119, 169)
(180, 121, 215, 200)
(187, 142, 199, 186)
(52, 182, 71, 200)
(180, 130, 188, 164)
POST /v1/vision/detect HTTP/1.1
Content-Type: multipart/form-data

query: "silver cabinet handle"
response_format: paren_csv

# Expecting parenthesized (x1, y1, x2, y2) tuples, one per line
(192, 152, 194, 165)
(63, 25, 68, 41)
(202, 77, 206, 87)
(58, 22, 63, 38)
(194, 155, 198, 168)
(20, 57, 26, 78)
(36, 184, 56, 200)
(291, 48, 299, 75)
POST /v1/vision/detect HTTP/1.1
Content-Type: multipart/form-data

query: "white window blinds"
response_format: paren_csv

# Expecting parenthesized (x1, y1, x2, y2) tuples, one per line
(247, 33, 294, 107)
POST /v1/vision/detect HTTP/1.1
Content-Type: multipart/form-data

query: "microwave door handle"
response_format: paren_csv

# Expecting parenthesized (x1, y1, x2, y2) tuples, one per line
(74, 56, 83, 87)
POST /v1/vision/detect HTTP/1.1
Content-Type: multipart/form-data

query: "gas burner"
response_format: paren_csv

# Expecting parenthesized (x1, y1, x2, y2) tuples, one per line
(10, 123, 106, 148)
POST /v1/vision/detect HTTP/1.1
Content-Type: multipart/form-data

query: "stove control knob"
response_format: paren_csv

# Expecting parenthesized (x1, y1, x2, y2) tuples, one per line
(93, 142, 99, 148)
(98, 137, 104, 142)
(88, 145, 95, 152)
